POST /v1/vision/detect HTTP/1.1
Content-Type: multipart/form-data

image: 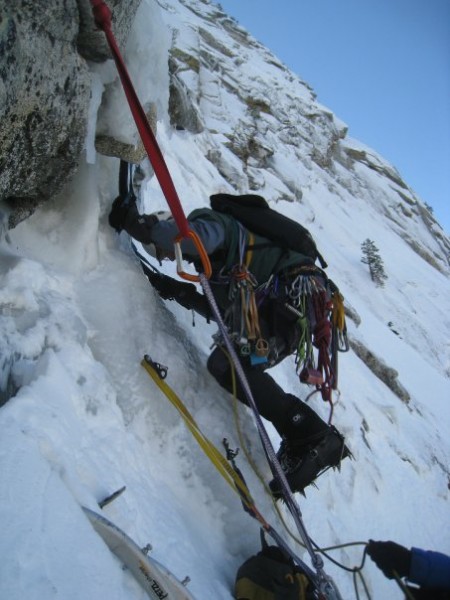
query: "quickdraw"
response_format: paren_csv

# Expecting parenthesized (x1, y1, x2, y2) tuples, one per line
(332, 291, 350, 352)
(222, 226, 269, 365)
(281, 270, 349, 416)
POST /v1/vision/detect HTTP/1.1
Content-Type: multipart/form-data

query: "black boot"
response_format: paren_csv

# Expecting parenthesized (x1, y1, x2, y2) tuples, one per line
(270, 401, 351, 497)
(279, 399, 331, 440)
(270, 427, 350, 497)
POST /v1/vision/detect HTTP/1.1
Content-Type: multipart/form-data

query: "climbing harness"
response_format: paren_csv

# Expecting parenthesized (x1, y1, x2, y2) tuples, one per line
(89, 0, 211, 282)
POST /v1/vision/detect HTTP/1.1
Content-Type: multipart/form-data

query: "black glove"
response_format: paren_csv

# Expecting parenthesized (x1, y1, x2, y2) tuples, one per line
(143, 266, 212, 319)
(367, 540, 411, 579)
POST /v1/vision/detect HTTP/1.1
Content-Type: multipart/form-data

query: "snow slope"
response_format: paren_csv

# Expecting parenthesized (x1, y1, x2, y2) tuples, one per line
(1, 1, 449, 599)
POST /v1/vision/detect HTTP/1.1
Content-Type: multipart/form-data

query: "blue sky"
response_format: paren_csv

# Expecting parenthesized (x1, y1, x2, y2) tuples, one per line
(217, 0, 450, 234)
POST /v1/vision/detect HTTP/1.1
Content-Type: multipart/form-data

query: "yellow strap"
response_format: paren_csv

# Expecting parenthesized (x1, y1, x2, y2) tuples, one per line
(295, 573, 309, 599)
(245, 231, 255, 268)
(332, 292, 346, 331)
(237, 258, 268, 353)
(241, 287, 255, 340)
(141, 358, 255, 508)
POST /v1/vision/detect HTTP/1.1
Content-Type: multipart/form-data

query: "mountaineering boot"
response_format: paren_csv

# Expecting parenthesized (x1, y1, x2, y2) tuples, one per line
(269, 400, 351, 497)
(269, 426, 350, 498)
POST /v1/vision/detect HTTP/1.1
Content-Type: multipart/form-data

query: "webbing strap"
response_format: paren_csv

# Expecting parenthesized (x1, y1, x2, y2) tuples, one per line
(140, 357, 320, 587)
(89, 0, 211, 281)
(141, 357, 255, 510)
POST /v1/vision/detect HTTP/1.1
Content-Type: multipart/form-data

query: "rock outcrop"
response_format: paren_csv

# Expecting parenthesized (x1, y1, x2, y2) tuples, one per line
(350, 338, 411, 403)
(0, 0, 139, 228)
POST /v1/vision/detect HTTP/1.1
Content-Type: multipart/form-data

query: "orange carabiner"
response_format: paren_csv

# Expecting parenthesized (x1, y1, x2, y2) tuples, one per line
(174, 229, 212, 282)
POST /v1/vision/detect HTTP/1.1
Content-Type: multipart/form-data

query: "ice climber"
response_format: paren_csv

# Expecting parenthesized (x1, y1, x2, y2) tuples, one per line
(108, 178, 350, 496)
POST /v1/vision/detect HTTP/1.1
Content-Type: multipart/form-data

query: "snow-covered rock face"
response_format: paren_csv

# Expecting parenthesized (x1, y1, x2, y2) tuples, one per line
(0, 1, 90, 226)
(160, 0, 450, 273)
(144, 0, 450, 377)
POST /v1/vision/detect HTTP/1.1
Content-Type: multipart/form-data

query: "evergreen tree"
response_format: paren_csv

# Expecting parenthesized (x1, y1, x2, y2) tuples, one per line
(361, 239, 388, 287)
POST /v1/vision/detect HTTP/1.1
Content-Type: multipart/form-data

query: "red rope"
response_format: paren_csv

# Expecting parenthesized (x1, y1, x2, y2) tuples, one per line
(312, 292, 335, 409)
(89, 0, 190, 238)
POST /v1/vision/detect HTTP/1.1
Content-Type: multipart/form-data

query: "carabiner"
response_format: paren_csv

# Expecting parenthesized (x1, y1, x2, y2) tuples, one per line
(174, 229, 212, 282)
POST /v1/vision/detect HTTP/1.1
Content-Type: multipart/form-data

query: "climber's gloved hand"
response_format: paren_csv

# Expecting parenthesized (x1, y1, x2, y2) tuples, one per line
(367, 540, 411, 580)
(142, 264, 212, 319)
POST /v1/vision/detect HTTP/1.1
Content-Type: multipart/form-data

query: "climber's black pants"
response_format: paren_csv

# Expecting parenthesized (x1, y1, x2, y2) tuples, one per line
(207, 346, 328, 440)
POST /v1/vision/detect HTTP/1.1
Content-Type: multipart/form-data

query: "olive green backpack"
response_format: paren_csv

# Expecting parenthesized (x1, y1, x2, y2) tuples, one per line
(235, 535, 314, 600)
